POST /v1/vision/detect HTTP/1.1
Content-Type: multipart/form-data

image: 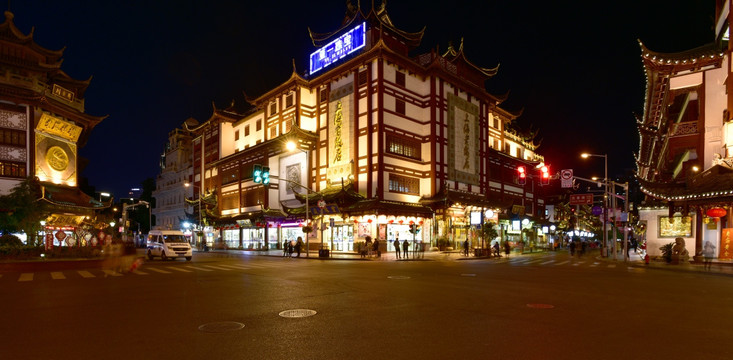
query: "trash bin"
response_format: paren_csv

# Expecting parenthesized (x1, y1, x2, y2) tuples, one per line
(318, 249, 330, 258)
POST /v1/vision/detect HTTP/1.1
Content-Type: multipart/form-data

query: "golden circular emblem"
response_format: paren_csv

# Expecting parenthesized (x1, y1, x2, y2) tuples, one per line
(46, 146, 69, 171)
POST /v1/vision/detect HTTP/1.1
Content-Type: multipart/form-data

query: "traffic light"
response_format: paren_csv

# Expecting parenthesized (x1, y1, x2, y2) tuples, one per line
(541, 165, 550, 185)
(253, 164, 262, 183)
(517, 165, 526, 185)
(262, 166, 270, 185)
(409, 224, 418, 234)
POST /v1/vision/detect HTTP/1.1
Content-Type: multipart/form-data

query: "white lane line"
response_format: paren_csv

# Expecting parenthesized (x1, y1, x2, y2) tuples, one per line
(51, 272, 66, 280)
(132, 270, 148, 275)
(202, 265, 232, 271)
(184, 266, 213, 272)
(540, 260, 556, 265)
(167, 267, 193, 273)
(573, 261, 586, 266)
(145, 267, 172, 274)
(78, 270, 95, 278)
(589, 262, 600, 267)
(18, 273, 33, 282)
(216, 264, 249, 270)
(555, 261, 569, 266)
(102, 270, 123, 277)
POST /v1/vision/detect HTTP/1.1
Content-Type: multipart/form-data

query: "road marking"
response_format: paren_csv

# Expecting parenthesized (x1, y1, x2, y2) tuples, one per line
(51, 272, 65, 280)
(573, 262, 586, 266)
(78, 270, 95, 278)
(102, 270, 123, 277)
(589, 262, 601, 267)
(146, 267, 172, 274)
(18, 273, 33, 282)
(540, 260, 556, 265)
(167, 267, 193, 273)
(202, 265, 232, 271)
(132, 270, 148, 275)
(223, 264, 251, 270)
(216, 264, 248, 270)
(184, 266, 213, 272)
(555, 261, 569, 266)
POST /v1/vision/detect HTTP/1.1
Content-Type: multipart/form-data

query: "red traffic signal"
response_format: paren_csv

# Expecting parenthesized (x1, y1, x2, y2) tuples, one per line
(541, 165, 550, 185)
(517, 166, 526, 185)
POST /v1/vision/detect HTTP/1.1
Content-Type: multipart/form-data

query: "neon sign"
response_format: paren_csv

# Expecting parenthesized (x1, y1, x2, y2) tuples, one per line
(309, 22, 366, 75)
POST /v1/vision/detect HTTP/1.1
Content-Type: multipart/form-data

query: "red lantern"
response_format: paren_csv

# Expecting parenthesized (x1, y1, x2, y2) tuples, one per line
(354, 219, 359, 224)
(389, 220, 394, 224)
(398, 220, 404, 224)
(706, 208, 727, 218)
(367, 219, 373, 223)
(419, 220, 424, 225)
(409, 220, 414, 225)
(268, 223, 273, 228)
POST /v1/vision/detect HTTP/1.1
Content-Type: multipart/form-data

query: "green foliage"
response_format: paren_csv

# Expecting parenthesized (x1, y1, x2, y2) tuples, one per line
(0, 177, 49, 246)
(436, 236, 450, 251)
(0, 234, 22, 247)
(480, 221, 499, 249)
(659, 242, 674, 263)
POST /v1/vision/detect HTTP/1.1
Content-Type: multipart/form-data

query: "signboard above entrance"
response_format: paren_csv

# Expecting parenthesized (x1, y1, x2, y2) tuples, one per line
(309, 22, 367, 75)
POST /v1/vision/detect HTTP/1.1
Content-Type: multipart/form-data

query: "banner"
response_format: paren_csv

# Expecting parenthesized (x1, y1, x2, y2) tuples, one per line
(721, 228, 733, 260)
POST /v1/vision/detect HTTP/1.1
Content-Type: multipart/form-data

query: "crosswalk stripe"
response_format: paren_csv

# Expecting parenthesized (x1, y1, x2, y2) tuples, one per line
(78, 270, 95, 278)
(18, 273, 33, 282)
(184, 266, 213, 272)
(146, 267, 172, 274)
(540, 260, 555, 265)
(555, 261, 569, 266)
(589, 262, 600, 267)
(51, 272, 65, 280)
(216, 264, 248, 270)
(102, 270, 123, 277)
(202, 265, 232, 271)
(167, 267, 192, 273)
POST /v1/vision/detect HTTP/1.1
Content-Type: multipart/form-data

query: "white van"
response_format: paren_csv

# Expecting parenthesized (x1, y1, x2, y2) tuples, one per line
(146, 230, 193, 261)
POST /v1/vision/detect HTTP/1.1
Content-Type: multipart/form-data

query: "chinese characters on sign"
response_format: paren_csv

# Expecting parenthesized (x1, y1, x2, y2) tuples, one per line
(721, 228, 732, 260)
(309, 22, 366, 75)
(569, 193, 593, 205)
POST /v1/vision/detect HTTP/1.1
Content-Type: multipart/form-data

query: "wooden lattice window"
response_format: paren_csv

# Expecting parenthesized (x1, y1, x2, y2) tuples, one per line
(389, 174, 419, 195)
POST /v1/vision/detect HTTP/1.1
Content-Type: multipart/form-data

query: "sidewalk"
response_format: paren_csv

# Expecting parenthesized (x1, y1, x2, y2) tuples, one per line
(595, 249, 733, 275)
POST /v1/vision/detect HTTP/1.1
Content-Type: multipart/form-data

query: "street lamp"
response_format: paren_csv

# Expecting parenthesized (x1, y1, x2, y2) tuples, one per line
(286, 140, 314, 257)
(581, 153, 609, 257)
(184, 182, 204, 249)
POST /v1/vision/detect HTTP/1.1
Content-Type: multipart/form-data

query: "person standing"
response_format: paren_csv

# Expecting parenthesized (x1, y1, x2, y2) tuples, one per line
(295, 236, 303, 257)
(703, 241, 716, 270)
(463, 239, 469, 257)
(402, 239, 409, 259)
(365, 236, 373, 257)
(504, 241, 511, 257)
(373, 238, 380, 258)
(394, 236, 401, 259)
(288, 239, 294, 258)
(282, 238, 289, 257)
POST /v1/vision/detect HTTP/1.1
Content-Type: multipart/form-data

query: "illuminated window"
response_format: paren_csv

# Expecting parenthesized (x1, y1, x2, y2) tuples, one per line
(396, 98, 405, 115)
(269, 102, 277, 117)
(493, 118, 499, 129)
(389, 174, 419, 195)
(386, 134, 421, 160)
(0, 161, 25, 178)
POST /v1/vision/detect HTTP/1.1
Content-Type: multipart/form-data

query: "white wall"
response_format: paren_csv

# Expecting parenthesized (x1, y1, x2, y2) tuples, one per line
(639, 208, 695, 257)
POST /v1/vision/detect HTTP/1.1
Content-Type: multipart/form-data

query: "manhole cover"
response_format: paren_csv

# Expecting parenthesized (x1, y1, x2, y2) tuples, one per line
(279, 309, 317, 318)
(197, 321, 245, 333)
(460, 273, 477, 277)
(526, 303, 554, 309)
(387, 276, 411, 280)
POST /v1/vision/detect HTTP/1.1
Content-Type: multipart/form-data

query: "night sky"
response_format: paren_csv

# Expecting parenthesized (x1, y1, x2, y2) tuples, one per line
(9, 1, 715, 198)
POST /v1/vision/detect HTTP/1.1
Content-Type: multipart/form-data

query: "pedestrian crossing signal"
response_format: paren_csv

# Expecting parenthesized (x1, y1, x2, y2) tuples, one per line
(253, 164, 262, 183)
(262, 166, 270, 185)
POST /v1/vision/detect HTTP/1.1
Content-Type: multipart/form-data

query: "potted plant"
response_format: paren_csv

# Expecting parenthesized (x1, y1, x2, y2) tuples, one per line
(659, 242, 674, 263)
(437, 236, 450, 251)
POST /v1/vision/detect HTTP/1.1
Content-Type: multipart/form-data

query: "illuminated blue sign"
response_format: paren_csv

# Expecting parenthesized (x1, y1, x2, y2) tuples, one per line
(309, 22, 367, 75)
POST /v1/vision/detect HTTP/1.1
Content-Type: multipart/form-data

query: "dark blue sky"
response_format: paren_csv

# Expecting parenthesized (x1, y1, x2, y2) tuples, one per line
(10, 1, 714, 198)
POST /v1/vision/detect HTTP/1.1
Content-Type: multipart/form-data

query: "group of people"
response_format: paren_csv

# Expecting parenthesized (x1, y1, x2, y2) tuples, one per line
(361, 236, 380, 258)
(282, 237, 304, 257)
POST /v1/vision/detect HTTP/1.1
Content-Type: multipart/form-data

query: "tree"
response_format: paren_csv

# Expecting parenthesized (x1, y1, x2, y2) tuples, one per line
(0, 177, 49, 246)
(480, 220, 499, 252)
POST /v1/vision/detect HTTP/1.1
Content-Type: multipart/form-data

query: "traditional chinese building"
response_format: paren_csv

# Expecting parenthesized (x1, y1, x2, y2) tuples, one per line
(182, 1, 548, 253)
(0, 11, 108, 246)
(636, 1, 733, 260)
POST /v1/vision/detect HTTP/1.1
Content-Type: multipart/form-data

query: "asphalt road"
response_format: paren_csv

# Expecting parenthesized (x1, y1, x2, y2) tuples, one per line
(1, 252, 731, 360)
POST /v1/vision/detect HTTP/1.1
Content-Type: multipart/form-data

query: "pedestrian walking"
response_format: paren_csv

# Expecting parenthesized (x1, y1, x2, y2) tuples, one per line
(373, 238, 380, 257)
(366, 236, 373, 257)
(703, 241, 716, 270)
(504, 241, 511, 257)
(463, 239, 469, 257)
(402, 239, 409, 259)
(295, 237, 303, 257)
(569, 241, 575, 256)
(394, 237, 401, 259)
(288, 240, 294, 258)
(282, 239, 289, 257)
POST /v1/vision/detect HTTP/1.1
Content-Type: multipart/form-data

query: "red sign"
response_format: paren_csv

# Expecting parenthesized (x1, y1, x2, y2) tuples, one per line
(569, 194, 593, 205)
(721, 228, 733, 260)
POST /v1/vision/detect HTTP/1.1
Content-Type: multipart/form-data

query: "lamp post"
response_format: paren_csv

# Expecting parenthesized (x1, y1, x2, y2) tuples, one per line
(184, 182, 205, 250)
(286, 140, 314, 257)
(581, 153, 609, 258)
